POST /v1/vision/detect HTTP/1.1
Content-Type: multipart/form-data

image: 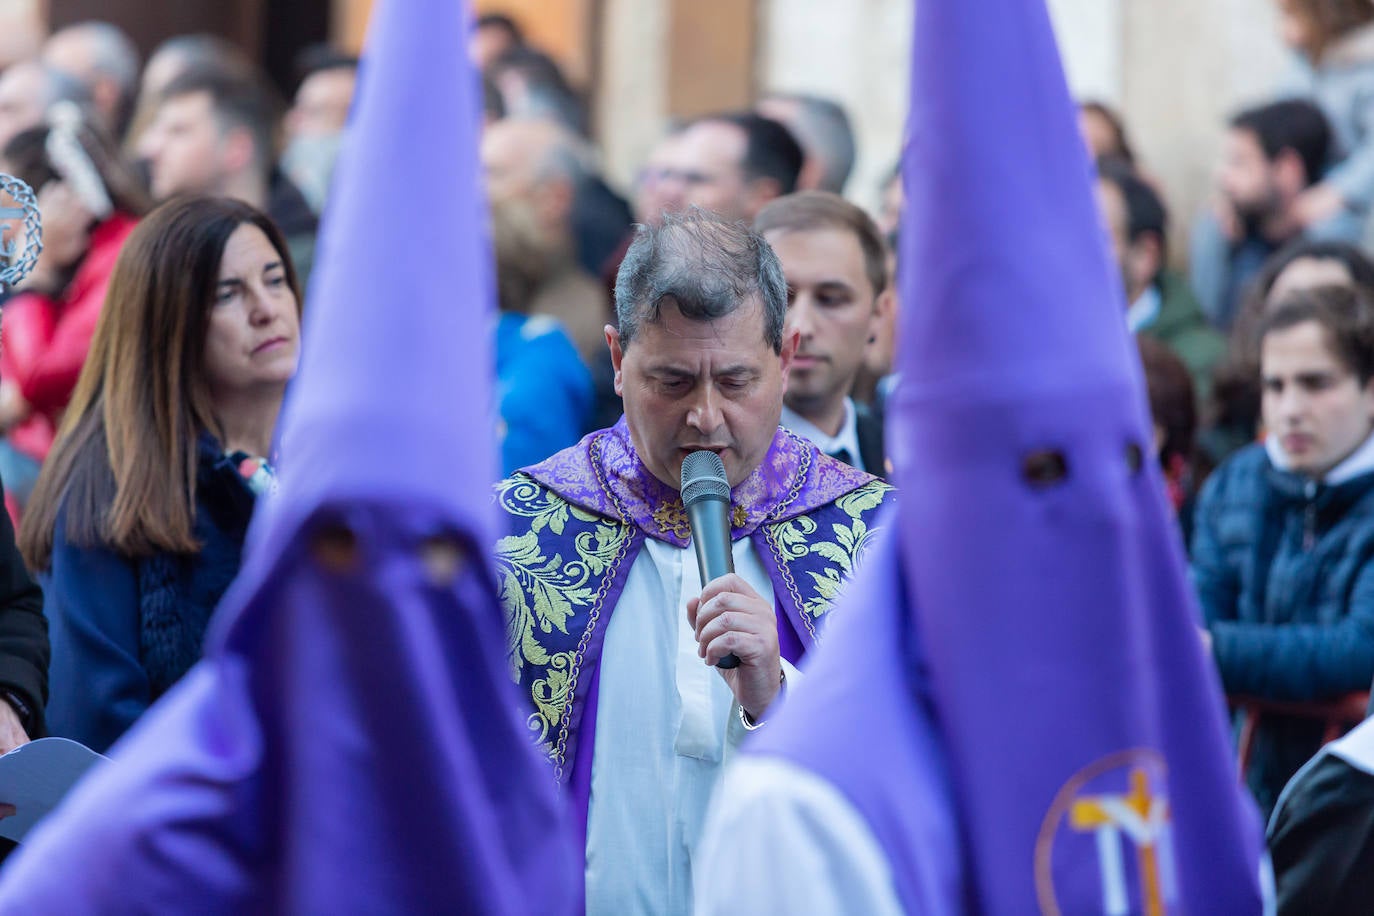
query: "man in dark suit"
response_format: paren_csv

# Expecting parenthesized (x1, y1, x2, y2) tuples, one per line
(1268, 694, 1374, 912)
(756, 191, 893, 477)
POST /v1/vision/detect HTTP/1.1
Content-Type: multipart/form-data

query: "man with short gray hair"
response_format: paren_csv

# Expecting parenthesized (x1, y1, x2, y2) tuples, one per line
(668, 112, 803, 223)
(493, 209, 894, 913)
(43, 21, 139, 139)
(0, 61, 88, 153)
(481, 117, 620, 368)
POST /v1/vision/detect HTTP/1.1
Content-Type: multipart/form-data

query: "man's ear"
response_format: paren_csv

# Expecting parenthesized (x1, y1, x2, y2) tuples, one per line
(870, 287, 895, 342)
(605, 324, 625, 396)
(778, 325, 800, 385)
(221, 126, 257, 179)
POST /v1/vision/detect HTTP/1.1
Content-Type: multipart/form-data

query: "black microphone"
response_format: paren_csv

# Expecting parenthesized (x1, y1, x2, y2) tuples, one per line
(681, 450, 740, 669)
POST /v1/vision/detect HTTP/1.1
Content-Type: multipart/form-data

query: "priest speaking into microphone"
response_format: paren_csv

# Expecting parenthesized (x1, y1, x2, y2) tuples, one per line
(493, 208, 894, 913)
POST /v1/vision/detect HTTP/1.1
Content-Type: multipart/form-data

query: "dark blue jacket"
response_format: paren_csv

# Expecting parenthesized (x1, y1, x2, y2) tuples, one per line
(1192, 441, 1374, 813)
(44, 438, 257, 753)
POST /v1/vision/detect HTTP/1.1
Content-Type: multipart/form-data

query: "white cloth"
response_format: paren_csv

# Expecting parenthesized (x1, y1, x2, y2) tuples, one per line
(694, 757, 904, 916)
(1126, 284, 1162, 333)
(1329, 715, 1374, 776)
(781, 398, 864, 471)
(584, 537, 800, 915)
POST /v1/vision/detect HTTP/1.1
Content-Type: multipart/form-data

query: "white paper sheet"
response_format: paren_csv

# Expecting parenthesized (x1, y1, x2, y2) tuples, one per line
(0, 737, 105, 842)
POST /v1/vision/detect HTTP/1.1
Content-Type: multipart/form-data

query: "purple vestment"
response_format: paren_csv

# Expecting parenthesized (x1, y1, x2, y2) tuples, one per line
(750, 0, 1268, 911)
(497, 418, 892, 847)
(0, 0, 579, 912)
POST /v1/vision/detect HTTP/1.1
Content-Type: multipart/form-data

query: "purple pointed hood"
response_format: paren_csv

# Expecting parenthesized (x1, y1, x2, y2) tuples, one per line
(255, 0, 497, 553)
(0, 1, 578, 912)
(884, 0, 1268, 910)
(898, 4, 1133, 408)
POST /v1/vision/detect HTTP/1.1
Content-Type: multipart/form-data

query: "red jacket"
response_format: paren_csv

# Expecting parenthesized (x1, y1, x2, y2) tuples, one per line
(1, 212, 138, 461)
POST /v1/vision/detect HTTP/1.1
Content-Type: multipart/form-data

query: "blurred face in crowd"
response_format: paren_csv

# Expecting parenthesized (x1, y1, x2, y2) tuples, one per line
(1078, 107, 1122, 160)
(1267, 257, 1355, 306)
(1218, 127, 1286, 223)
(481, 118, 575, 247)
(482, 118, 543, 202)
(470, 23, 519, 72)
(766, 225, 886, 430)
(607, 298, 797, 489)
(204, 223, 301, 401)
(43, 30, 120, 131)
(671, 120, 764, 222)
(1262, 320, 1374, 478)
(0, 62, 49, 151)
(139, 91, 239, 200)
(287, 67, 356, 141)
(1095, 178, 1162, 304)
(635, 132, 688, 226)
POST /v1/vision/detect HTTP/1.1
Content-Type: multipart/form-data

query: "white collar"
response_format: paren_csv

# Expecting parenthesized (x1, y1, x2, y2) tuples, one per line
(1331, 716, 1374, 776)
(1126, 284, 1161, 334)
(780, 398, 864, 472)
(1265, 428, 1374, 485)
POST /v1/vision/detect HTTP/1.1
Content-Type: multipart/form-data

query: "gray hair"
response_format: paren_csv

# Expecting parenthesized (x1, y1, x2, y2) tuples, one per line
(614, 209, 787, 352)
(56, 22, 140, 93)
(153, 33, 251, 77)
(764, 92, 856, 194)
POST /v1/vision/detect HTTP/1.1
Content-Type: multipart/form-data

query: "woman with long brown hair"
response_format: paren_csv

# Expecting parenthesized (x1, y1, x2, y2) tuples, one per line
(21, 195, 301, 752)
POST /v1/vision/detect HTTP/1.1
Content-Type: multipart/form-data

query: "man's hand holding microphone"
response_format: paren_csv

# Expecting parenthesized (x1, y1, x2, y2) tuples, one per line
(681, 451, 783, 726)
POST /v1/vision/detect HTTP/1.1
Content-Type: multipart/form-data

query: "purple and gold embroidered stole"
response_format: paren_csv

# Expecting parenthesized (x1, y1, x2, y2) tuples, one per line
(493, 419, 892, 819)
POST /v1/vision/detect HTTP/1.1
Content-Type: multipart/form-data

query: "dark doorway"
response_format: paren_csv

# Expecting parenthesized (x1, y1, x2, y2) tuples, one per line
(260, 0, 332, 96)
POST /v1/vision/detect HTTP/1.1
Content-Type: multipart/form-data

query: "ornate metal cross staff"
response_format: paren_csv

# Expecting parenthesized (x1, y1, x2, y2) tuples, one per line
(0, 175, 42, 292)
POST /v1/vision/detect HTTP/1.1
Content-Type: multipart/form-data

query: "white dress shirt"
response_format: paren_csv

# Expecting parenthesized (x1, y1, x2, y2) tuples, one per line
(781, 398, 865, 471)
(583, 536, 800, 915)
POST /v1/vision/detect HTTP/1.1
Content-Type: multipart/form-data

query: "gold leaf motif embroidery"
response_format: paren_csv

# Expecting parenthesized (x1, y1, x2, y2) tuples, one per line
(495, 471, 892, 772)
(494, 477, 634, 762)
(765, 479, 893, 622)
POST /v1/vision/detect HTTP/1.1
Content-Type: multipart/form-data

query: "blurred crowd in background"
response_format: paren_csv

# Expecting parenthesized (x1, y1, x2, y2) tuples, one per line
(0, 0, 1368, 827)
